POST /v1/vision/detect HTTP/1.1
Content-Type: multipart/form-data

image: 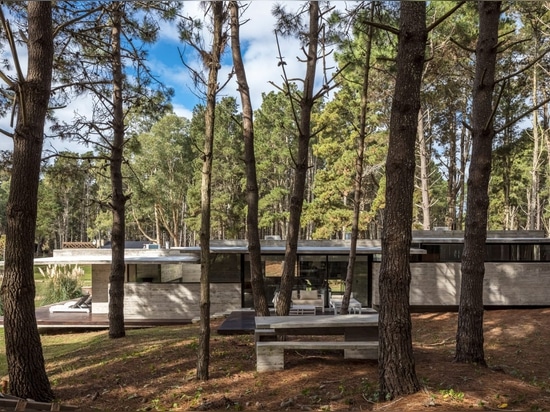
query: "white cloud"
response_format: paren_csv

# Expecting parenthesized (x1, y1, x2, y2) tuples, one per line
(159, 1, 342, 114)
(172, 102, 193, 120)
(0, 1, 345, 153)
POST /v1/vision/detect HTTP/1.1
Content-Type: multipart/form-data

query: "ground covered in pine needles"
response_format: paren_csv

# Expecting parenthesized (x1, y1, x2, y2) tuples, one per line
(23, 309, 550, 411)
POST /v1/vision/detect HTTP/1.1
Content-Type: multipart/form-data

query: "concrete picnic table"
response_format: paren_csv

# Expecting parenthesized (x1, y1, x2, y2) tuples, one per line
(254, 314, 379, 371)
(255, 313, 379, 341)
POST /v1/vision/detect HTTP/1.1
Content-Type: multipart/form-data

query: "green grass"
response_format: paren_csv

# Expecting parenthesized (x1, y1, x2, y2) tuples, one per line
(0, 324, 189, 379)
(0, 328, 109, 378)
(0, 325, 195, 378)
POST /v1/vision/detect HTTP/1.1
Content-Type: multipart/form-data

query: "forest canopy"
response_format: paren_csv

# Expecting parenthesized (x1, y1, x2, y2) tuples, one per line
(0, 1, 547, 253)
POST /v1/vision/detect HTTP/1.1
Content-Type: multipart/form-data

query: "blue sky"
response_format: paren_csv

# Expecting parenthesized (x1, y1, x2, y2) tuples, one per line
(0, 1, 345, 153)
(148, 1, 327, 119)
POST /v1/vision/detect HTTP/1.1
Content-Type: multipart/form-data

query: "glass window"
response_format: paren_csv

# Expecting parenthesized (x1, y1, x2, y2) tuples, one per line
(415, 242, 550, 262)
(420, 244, 441, 262)
(440, 244, 463, 261)
(486, 244, 511, 261)
(539, 245, 550, 261)
(417, 244, 462, 262)
(508, 244, 550, 262)
(136, 264, 160, 282)
(244, 255, 286, 307)
(210, 253, 241, 282)
(298, 255, 326, 290)
(326, 255, 368, 305)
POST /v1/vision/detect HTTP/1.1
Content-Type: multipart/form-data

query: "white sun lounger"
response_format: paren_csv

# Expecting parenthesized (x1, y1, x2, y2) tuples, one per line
(49, 295, 91, 313)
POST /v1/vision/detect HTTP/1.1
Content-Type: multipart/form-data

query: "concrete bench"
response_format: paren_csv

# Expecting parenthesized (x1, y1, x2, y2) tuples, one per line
(256, 340, 379, 372)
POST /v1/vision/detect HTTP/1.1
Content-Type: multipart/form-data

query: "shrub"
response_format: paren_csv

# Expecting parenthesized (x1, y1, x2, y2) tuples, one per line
(39, 264, 84, 305)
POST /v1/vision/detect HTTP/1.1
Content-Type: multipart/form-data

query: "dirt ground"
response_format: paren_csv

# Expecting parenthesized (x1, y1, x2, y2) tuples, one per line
(48, 308, 550, 411)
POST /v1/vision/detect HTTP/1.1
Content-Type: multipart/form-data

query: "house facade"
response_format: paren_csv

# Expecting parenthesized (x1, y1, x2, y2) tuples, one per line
(33, 230, 550, 320)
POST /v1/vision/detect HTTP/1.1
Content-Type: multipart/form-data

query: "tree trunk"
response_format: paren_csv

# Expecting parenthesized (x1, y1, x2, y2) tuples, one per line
(528, 66, 540, 230)
(378, 1, 425, 399)
(277, 1, 319, 316)
(108, 1, 126, 339)
(1, 1, 55, 401)
(458, 118, 470, 229)
(455, 1, 501, 366)
(342, 2, 374, 314)
(230, 2, 269, 316)
(417, 108, 431, 230)
(197, 1, 224, 381)
(445, 111, 458, 230)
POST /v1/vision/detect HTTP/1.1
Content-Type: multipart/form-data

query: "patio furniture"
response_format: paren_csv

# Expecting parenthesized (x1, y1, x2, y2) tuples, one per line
(273, 290, 325, 313)
(329, 295, 362, 315)
(255, 314, 379, 372)
(49, 294, 91, 313)
(288, 304, 316, 315)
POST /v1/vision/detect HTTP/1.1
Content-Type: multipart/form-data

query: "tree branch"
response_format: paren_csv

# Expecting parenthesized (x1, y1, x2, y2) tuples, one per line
(0, 127, 14, 138)
(495, 95, 550, 134)
(0, 69, 15, 89)
(53, 4, 105, 38)
(496, 47, 550, 85)
(427, 1, 465, 33)
(486, 80, 506, 132)
(450, 36, 475, 54)
(362, 20, 399, 36)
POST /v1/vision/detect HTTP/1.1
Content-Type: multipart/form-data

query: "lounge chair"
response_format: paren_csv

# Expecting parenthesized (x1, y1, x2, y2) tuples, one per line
(49, 294, 91, 313)
(73, 294, 92, 309)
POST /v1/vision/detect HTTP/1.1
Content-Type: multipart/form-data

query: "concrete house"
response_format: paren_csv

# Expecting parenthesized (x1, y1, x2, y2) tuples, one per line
(33, 230, 550, 320)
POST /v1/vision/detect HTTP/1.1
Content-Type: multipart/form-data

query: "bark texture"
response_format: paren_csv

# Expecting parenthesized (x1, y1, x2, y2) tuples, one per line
(455, 1, 501, 365)
(277, 1, 319, 316)
(230, 2, 269, 316)
(342, 2, 374, 314)
(1, 2, 55, 401)
(108, 2, 126, 339)
(197, 1, 224, 380)
(378, 1, 426, 399)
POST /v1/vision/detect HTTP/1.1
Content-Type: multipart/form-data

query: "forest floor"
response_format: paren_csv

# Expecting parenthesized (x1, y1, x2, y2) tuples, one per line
(21, 308, 550, 411)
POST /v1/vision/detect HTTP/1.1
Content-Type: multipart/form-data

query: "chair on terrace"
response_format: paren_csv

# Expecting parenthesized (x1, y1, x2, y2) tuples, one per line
(49, 294, 91, 313)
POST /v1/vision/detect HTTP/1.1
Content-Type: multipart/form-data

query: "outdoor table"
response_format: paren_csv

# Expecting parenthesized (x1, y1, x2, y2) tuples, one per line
(254, 314, 379, 370)
(255, 313, 379, 341)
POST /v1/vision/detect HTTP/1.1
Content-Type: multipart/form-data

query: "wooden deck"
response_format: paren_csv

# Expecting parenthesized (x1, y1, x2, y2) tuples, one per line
(0, 305, 192, 330)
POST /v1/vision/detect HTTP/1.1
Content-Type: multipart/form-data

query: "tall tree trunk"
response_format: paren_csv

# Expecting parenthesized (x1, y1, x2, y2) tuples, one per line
(417, 108, 431, 230)
(154, 204, 162, 245)
(445, 111, 458, 230)
(230, 1, 269, 316)
(276, 1, 320, 316)
(502, 129, 513, 230)
(341, 2, 374, 314)
(197, 1, 224, 381)
(108, 1, 126, 339)
(528, 66, 541, 230)
(378, 1, 425, 399)
(1, 1, 55, 401)
(458, 117, 470, 229)
(455, 1, 501, 365)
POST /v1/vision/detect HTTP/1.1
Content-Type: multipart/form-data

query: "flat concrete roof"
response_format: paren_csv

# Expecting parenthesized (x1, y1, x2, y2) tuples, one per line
(412, 237, 550, 244)
(191, 245, 425, 255)
(32, 254, 200, 265)
(24, 245, 424, 266)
